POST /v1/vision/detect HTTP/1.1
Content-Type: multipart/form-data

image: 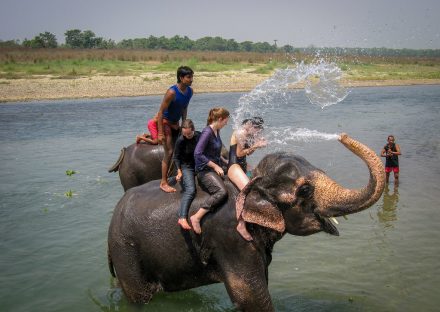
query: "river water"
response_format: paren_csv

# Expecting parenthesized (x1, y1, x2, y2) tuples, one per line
(1, 85, 439, 312)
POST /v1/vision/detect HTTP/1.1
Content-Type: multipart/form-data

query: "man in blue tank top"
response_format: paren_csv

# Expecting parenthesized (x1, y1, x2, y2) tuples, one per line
(157, 66, 194, 193)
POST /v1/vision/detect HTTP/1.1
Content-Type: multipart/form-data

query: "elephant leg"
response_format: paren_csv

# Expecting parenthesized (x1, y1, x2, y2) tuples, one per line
(111, 245, 162, 303)
(221, 261, 274, 312)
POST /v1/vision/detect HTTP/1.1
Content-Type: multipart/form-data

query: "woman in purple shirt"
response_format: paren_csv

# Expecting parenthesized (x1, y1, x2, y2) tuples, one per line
(190, 107, 230, 234)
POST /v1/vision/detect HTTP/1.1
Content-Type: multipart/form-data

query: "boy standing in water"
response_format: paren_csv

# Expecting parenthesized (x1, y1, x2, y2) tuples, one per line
(381, 135, 401, 186)
(157, 66, 194, 193)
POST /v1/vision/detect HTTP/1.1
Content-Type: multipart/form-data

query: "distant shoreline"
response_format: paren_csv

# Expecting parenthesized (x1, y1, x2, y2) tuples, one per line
(1, 73, 439, 103)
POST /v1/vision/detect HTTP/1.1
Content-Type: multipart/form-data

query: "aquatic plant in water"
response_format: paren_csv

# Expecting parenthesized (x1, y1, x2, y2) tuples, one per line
(66, 169, 76, 176)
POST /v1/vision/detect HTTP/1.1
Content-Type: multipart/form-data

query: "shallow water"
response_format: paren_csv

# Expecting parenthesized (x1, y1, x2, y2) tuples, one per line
(1, 85, 439, 311)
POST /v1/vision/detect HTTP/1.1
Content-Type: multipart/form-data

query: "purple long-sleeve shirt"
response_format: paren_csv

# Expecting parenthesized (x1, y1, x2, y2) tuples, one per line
(194, 126, 223, 172)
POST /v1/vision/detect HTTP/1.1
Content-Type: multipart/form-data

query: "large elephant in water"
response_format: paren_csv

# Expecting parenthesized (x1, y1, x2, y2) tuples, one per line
(107, 134, 385, 311)
(109, 143, 229, 191)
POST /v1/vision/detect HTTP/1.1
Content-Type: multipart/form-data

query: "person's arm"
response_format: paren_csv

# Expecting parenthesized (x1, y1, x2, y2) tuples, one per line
(236, 137, 267, 157)
(181, 107, 188, 126)
(194, 129, 211, 168)
(381, 146, 387, 157)
(173, 136, 184, 181)
(393, 144, 401, 156)
(157, 89, 175, 144)
(194, 129, 224, 176)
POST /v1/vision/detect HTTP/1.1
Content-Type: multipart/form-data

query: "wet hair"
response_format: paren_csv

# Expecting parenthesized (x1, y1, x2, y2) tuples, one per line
(181, 119, 195, 130)
(242, 116, 264, 129)
(207, 107, 230, 125)
(387, 135, 395, 141)
(177, 66, 194, 83)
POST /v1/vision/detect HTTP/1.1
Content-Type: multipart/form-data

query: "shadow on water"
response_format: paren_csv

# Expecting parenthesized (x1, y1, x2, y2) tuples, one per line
(377, 185, 399, 227)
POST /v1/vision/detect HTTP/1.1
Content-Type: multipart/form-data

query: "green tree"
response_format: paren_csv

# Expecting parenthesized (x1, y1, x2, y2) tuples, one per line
(22, 32, 57, 48)
(65, 29, 83, 48)
(39, 31, 58, 48)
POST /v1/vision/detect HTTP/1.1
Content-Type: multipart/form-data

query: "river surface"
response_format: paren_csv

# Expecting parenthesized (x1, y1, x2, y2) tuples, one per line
(1, 85, 439, 312)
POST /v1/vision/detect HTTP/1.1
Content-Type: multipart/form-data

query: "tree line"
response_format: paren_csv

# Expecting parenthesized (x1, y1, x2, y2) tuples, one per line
(1, 29, 439, 57)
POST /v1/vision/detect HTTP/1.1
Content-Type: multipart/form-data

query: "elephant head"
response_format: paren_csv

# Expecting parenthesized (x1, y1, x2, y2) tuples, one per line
(237, 133, 385, 236)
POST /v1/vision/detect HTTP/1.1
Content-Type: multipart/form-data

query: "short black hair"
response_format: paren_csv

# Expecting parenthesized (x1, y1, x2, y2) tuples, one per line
(177, 66, 194, 83)
(242, 116, 264, 129)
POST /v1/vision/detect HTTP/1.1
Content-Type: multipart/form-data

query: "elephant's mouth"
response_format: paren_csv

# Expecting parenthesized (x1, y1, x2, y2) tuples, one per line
(316, 213, 339, 236)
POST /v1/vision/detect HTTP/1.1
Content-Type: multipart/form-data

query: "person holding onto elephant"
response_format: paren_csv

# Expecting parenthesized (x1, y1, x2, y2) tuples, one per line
(173, 119, 201, 230)
(190, 107, 230, 234)
(157, 66, 194, 193)
(228, 117, 267, 241)
(135, 113, 159, 145)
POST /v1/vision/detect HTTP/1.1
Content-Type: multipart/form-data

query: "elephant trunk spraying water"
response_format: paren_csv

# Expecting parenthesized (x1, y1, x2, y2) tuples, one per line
(107, 133, 384, 311)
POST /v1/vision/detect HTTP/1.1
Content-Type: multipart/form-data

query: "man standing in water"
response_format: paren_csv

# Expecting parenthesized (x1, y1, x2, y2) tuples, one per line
(157, 66, 194, 193)
(381, 135, 401, 186)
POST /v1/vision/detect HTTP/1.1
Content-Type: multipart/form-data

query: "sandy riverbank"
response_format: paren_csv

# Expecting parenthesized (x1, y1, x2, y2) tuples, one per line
(1, 71, 439, 103)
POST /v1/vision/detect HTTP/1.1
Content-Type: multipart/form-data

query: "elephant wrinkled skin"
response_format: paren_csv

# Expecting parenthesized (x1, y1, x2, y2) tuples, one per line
(107, 134, 385, 311)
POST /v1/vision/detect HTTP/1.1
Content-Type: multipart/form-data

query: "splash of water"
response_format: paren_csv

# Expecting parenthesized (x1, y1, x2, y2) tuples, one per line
(233, 60, 348, 125)
(265, 127, 339, 145)
(232, 59, 348, 144)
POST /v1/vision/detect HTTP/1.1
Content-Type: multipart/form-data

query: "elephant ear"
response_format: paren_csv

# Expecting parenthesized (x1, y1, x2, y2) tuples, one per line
(236, 177, 285, 233)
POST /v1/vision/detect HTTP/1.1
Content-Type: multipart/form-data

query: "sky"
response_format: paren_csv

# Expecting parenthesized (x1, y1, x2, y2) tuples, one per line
(1, 0, 439, 49)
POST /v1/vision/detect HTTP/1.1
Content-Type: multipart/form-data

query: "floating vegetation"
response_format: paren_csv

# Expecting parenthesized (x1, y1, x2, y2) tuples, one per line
(66, 169, 76, 176)
(65, 190, 74, 198)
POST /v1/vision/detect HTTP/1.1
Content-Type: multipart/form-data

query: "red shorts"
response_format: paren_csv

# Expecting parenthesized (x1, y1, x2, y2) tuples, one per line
(147, 119, 158, 140)
(385, 167, 399, 173)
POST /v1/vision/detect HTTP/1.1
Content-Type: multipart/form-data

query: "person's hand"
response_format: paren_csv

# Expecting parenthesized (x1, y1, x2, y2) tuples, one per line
(254, 138, 267, 148)
(158, 133, 164, 145)
(214, 164, 224, 177)
(176, 170, 182, 182)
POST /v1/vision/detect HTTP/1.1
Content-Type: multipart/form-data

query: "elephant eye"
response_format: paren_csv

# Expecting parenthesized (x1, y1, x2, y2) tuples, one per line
(297, 183, 314, 199)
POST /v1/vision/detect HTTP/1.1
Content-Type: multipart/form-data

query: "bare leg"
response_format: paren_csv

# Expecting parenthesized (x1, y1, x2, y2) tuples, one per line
(228, 165, 253, 241)
(190, 208, 209, 234)
(385, 172, 390, 184)
(160, 134, 176, 193)
(394, 171, 399, 186)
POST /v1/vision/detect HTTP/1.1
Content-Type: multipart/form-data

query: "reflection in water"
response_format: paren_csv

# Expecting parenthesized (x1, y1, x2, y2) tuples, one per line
(377, 185, 399, 226)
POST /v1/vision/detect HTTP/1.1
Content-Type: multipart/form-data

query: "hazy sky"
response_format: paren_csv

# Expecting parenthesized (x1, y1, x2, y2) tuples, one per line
(1, 0, 439, 49)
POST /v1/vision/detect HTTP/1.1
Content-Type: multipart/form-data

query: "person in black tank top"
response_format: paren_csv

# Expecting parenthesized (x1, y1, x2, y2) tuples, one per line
(381, 135, 402, 186)
(227, 117, 267, 241)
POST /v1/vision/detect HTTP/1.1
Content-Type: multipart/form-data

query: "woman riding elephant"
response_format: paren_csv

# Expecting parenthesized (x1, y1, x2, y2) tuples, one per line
(227, 117, 267, 241)
(190, 107, 230, 234)
(108, 133, 385, 311)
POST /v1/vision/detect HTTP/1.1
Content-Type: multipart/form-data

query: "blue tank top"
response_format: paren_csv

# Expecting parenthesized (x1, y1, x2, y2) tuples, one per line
(163, 85, 193, 123)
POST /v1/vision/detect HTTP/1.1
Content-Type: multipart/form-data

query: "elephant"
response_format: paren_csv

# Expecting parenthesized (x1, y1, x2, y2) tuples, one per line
(107, 134, 385, 311)
(109, 142, 229, 191)
(108, 143, 167, 191)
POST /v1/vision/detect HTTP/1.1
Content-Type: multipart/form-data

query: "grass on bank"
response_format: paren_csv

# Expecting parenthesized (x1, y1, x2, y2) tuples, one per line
(0, 48, 439, 81)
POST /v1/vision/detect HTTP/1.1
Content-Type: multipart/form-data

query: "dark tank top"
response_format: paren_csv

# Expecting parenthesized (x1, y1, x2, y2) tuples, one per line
(384, 143, 399, 167)
(228, 144, 247, 172)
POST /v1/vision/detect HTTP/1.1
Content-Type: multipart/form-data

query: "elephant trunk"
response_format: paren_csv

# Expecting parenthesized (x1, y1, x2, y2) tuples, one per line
(312, 133, 385, 217)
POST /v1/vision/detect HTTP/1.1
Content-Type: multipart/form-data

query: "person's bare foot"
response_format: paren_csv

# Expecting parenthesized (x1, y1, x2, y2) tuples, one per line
(178, 218, 192, 230)
(160, 182, 176, 193)
(135, 135, 142, 144)
(190, 215, 202, 234)
(237, 221, 253, 241)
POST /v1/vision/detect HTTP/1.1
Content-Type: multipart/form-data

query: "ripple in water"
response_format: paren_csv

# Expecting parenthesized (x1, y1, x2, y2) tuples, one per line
(232, 60, 348, 145)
